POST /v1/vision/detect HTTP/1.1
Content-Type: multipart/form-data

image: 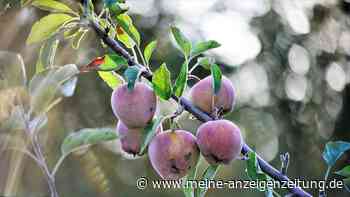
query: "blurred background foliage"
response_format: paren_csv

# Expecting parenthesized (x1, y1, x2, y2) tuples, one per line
(1, 0, 350, 196)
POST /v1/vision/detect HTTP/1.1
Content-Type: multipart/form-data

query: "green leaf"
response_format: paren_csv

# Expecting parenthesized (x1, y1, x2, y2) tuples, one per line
(124, 66, 141, 91)
(100, 54, 128, 71)
(191, 40, 221, 57)
(27, 13, 74, 44)
(144, 40, 157, 65)
(183, 160, 199, 197)
(152, 63, 172, 100)
(323, 141, 350, 167)
(246, 152, 268, 181)
(29, 64, 79, 113)
(72, 29, 87, 49)
(116, 26, 134, 48)
(247, 151, 259, 179)
(197, 57, 214, 70)
(36, 37, 59, 73)
(171, 26, 192, 58)
(116, 14, 141, 46)
(335, 165, 350, 177)
(210, 64, 222, 95)
(109, 2, 129, 16)
(61, 128, 118, 155)
(173, 61, 188, 97)
(80, 55, 126, 72)
(246, 152, 272, 193)
(98, 71, 124, 89)
(32, 0, 76, 15)
(139, 116, 164, 155)
(195, 165, 220, 197)
(129, 26, 141, 47)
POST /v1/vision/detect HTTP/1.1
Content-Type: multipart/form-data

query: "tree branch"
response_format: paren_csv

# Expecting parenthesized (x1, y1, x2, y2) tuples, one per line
(89, 19, 311, 197)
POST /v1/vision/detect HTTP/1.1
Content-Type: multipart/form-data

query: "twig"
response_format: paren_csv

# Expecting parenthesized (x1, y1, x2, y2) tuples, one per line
(7, 147, 44, 167)
(23, 115, 59, 197)
(89, 19, 311, 197)
(32, 132, 59, 197)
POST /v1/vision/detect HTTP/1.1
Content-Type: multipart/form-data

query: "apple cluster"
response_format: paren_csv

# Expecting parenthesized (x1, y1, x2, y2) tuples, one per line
(111, 76, 243, 180)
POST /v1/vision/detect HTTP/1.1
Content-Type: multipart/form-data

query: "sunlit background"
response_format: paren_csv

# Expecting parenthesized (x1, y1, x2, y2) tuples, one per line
(1, 0, 350, 196)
